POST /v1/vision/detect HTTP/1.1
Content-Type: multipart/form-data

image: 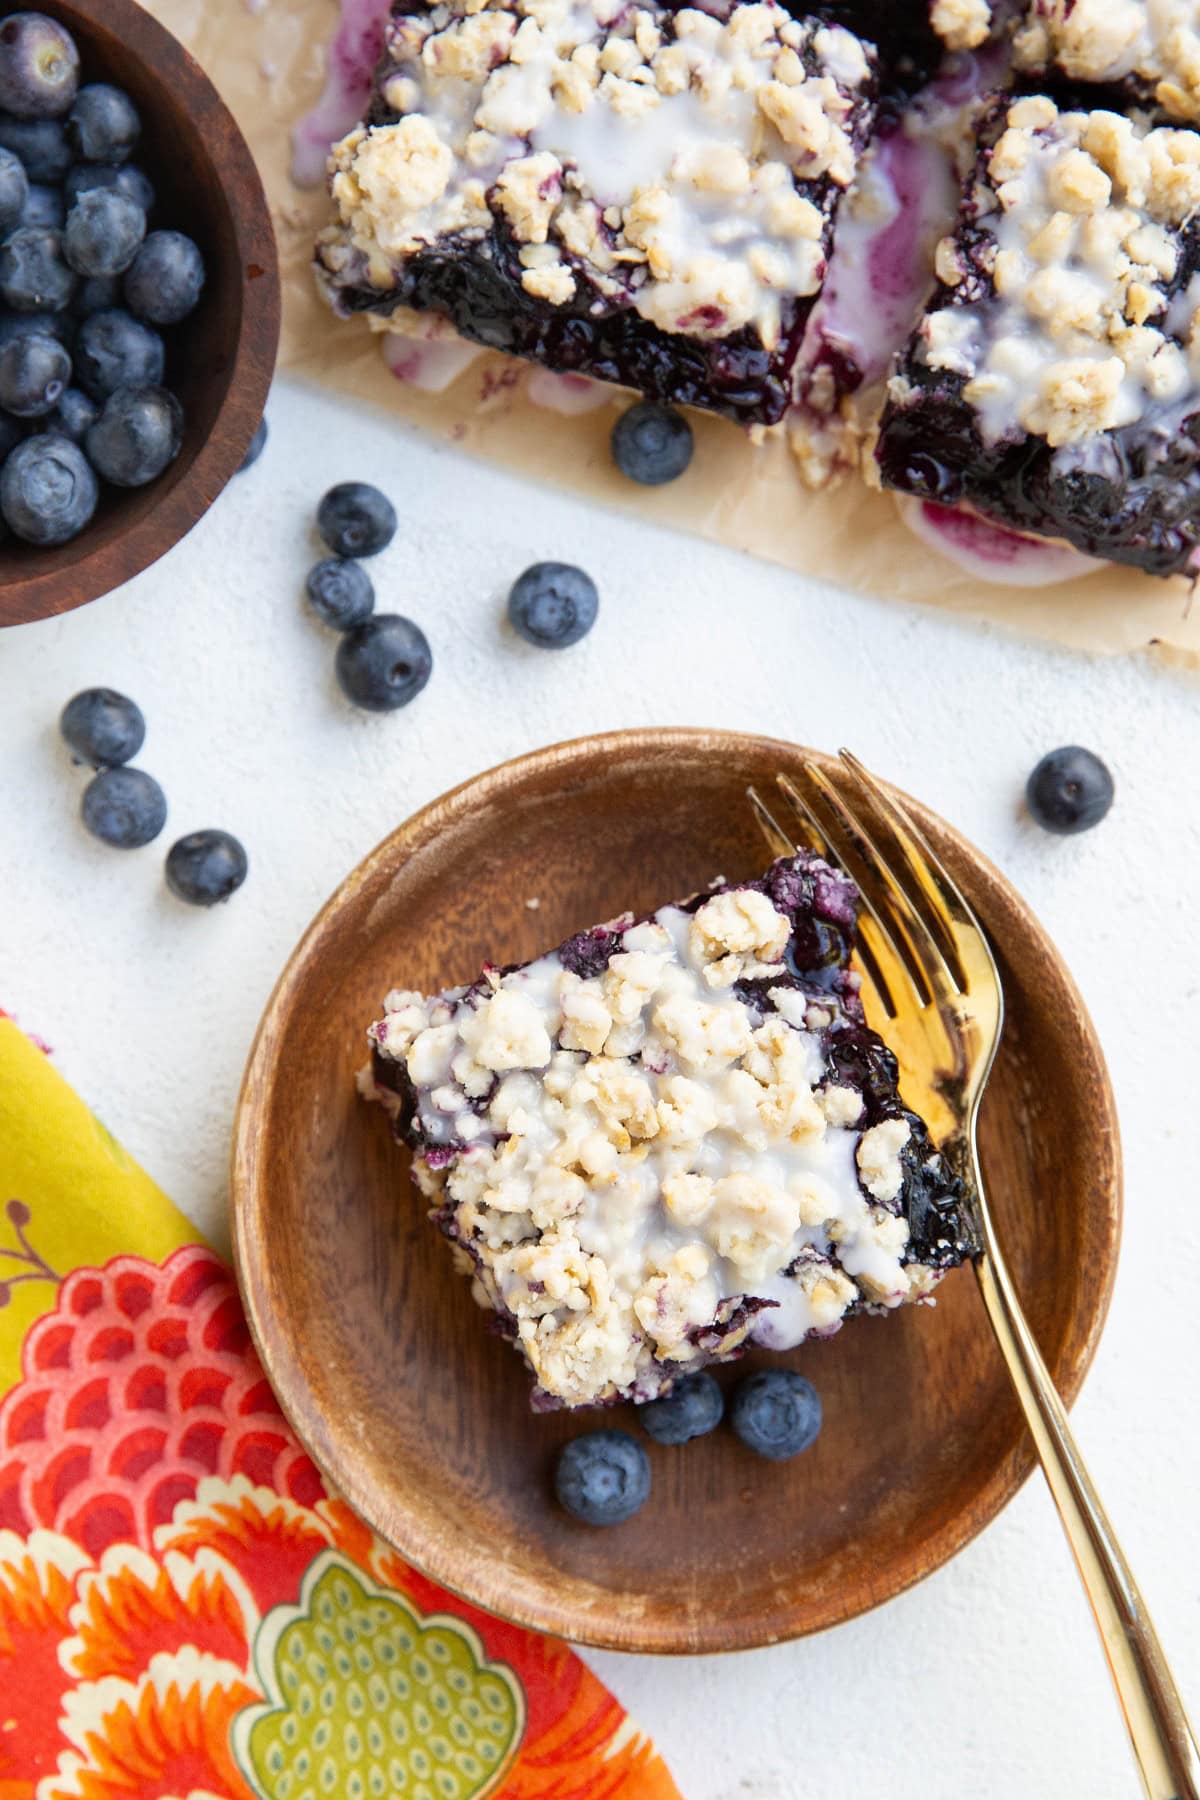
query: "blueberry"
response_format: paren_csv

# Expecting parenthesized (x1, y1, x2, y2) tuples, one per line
(66, 83, 139, 163)
(60, 687, 144, 768)
(0, 144, 26, 229)
(0, 225, 75, 311)
(554, 1430, 650, 1526)
(48, 383, 96, 440)
(64, 161, 154, 214)
(0, 14, 79, 120)
(317, 481, 396, 558)
(63, 187, 144, 277)
(639, 1371, 724, 1446)
(0, 429, 94, 542)
(306, 557, 374, 630)
(123, 229, 204, 326)
(238, 414, 267, 472)
(20, 179, 62, 229)
(730, 1370, 822, 1461)
(0, 112, 69, 180)
(1025, 747, 1114, 836)
(0, 328, 69, 415)
(507, 561, 598, 649)
(611, 402, 694, 486)
(165, 829, 248, 906)
(0, 307, 69, 346)
(72, 273, 119, 318)
(80, 767, 166, 849)
(335, 614, 431, 712)
(84, 384, 182, 487)
(74, 308, 162, 397)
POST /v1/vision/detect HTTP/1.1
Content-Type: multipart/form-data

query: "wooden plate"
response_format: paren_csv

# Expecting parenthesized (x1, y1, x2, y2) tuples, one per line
(232, 729, 1122, 1654)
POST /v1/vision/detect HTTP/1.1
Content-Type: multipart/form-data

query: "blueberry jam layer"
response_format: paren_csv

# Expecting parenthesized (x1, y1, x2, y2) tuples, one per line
(362, 853, 968, 1410)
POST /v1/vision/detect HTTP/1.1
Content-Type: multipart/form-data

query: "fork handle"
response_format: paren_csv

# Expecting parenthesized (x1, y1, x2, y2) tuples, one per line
(973, 1241, 1200, 1799)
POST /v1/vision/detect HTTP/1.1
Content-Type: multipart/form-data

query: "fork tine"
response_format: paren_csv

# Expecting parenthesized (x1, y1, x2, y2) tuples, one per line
(747, 783, 810, 860)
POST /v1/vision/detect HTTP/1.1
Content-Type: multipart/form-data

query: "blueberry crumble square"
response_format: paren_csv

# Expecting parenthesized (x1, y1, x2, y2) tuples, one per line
(1013, 2, 1200, 126)
(315, 0, 879, 426)
(874, 92, 1200, 575)
(361, 853, 970, 1410)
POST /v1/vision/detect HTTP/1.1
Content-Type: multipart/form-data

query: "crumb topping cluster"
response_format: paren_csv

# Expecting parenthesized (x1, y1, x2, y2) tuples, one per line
(931, 0, 993, 53)
(318, 0, 874, 347)
(366, 876, 938, 1408)
(914, 95, 1200, 448)
(1016, 1, 1200, 124)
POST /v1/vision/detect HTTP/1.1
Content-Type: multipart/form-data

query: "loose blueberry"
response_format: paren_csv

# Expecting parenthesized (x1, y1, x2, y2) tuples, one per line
(1025, 747, 1114, 836)
(306, 557, 374, 631)
(64, 160, 154, 214)
(730, 1370, 822, 1461)
(335, 614, 431, 711)
(60, 686, 144, 768)
(48, 383, 95, 440)
(317, 480, 396, 558)
(165, 829, 248, 906)
(63, 187, 144, 277)
(554, 1430, 650, 1526)
(123, 229, 204, 326)
(0, 112, 69, 180)
(238, 414, 267, 472)
(0, 14, 79, 119)
(84, 384, 182, 487)
(80, 766, 166, 849)
(66, 83, 138, 162)
(0, 224, 75, 311)
(0, 429, 94, 542)
(0, 328, 69, 415)
(74, 307, 162, 397)
(507, 561, 598, 649)
(71, 272, 119, 318)
(639, 1371, 724, 1446)
(19, 179, 61, 228)
(0, 143, 26, 229)
(611, 401, 693, 486)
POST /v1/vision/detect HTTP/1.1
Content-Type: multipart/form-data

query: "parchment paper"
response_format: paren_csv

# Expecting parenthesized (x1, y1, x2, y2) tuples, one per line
(157, 0, 1200, 663)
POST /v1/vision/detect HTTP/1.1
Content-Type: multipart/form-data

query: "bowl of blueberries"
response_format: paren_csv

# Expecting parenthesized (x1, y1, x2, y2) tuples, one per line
(0, 0, 279, 626)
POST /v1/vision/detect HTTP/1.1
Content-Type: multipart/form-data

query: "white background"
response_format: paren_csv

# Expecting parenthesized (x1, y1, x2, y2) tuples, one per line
(2, 375, 1197, 1799)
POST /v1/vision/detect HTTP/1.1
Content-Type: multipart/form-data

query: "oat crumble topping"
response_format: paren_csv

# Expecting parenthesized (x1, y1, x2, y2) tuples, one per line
(931, 0, 992, 54)
(1015, 1, 1200, 125)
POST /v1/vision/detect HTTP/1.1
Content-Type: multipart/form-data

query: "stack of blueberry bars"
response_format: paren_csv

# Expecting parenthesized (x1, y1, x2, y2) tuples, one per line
(362, 854, 970, 1409)
(315, 0, 1200, 580)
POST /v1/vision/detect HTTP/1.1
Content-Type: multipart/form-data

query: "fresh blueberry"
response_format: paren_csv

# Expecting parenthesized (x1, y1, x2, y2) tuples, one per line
(63, 187, 144, 277)
(0, 14, 79, 119)
(60, 686, 145, 768)
(507, 561, 598, 649)
(48, 383, 96, 440)
(0, 429, 94, 542)
(165, 829, 248, 906)
(306, 557, 374, 631)
(611, 402, 694, 486)
(730, 1370, 822, 1461)
(639, 1371, 724, 1446)
(123, 229, 204, 326)
(0, 328, 69, 415)
(80, 766, 166, 849)
(72, 272, 119, 318)
(0, 306, 69, 346)
(554, 1430, 650, 1526)
(0, 112, 69, 180)
(317, 480, 396, 558)
(64, 160, 154, 214)
(0, 143, 26, 229)
(66, 83, 139, 162)
(20, 179, 61, 228)
(0, 224, 75, 311)
(74, 308, 162, 397)
(335, 614, 431, 712)
(84, 384, 182, 487)
(1025, 747, 1114, 836)
(238, 413, 267, 472)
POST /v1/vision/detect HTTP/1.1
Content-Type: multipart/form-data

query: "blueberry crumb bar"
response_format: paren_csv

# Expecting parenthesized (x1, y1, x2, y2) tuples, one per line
(315, 0, 879, 425)
(362, 854, 969, 1410)
(875, 92, 1200, 575)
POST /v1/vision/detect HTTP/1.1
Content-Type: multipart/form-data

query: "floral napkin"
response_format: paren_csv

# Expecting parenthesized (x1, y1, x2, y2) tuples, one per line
(0, 1010, 681, 1800)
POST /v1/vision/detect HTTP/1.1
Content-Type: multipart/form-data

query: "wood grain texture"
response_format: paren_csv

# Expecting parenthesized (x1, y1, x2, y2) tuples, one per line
(231, 729, 1123, 1655)
(0, 0, 280, 627)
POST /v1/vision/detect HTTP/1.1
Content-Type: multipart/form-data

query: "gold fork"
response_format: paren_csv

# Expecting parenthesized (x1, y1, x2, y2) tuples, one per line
(750, 751, 1199, 1800)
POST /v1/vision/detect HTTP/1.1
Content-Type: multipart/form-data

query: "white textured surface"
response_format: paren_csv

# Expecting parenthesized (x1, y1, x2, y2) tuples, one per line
(1, 374, 1198, 1799)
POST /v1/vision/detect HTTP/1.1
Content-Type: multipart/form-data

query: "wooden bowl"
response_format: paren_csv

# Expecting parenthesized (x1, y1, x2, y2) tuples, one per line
(0, 0, 279, 627)
(232, 730, 1122, 1654)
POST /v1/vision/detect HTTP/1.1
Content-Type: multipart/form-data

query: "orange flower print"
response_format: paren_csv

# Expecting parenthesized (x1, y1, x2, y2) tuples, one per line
(0, 1528, 90, 1788)
(62, 1544, 257, 1684)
